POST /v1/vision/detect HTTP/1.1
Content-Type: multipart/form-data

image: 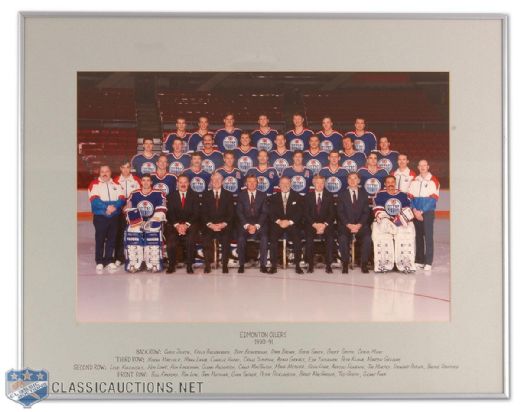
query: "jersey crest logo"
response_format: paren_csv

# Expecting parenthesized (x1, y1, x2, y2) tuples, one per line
(290, 175, 306, 192)
(141, 162, 156, 174)
(223, 135, 238, 150)
(256, 176, 271, 192)
(137, 200, 154, 218)
(169, 161, 184, 175)
(320, 140, 334, 153)
(190, 176, 206, 193)
(342, 159, 358, 173)
(354, 139, 366, 153)
(201, 159, 216, 173)
(377, 158, 393, 173)
(306, 159, 322, 175)
(273, 159, 289, 175)
(257, 137, 273, 151)
(237, 156, 253, 173)
(385, 198, 402, 216)
(153, 182, 170, 195)
(223, 176, 239, 193)
(364, 178, 381, 195)
(325, 176, 342, 193)
(289, 138, 304, 151)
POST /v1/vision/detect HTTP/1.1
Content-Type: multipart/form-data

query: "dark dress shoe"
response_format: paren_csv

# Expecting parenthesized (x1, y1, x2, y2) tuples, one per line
(186, 265, 194, 274)
(260, 266, 268, 273)
(361, 264, 369, 274)
(238, 265, 245, 273)
(204, 266, 211, 273)
(269, 267, 277, 274)
(307, 265, 314, 273)
(325, 265, 333, 274)
(166, 265, 175, 274)
(342, 263, 349, 274)
(222, 265, 229, 274)
(295, 265, 303, 274)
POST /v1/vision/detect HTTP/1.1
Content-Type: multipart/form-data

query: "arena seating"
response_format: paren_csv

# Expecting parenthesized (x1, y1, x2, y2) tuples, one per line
(77, 128, 138, 188)
(157, 91, 284, 123)
(78, 88, 136, 120)
(303, 89, 442, 122)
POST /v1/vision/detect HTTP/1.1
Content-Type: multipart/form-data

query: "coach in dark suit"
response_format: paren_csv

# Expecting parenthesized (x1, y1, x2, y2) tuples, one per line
(268, 176, 304, 274)
(236, 175, 269, 274)
(337, 172, 371, 273)
(166, 174, 200, 274)
(201, 172, 234, 273)
(304, 174, 335, 273)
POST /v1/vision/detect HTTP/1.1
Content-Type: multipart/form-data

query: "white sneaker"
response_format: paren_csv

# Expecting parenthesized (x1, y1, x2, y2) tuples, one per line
(96, 264, 104, 273)
(115, 260, 122, 267)
(424, 264, 432, 271)
(415, 263, 425, 269)
(107, 263, 117, 271)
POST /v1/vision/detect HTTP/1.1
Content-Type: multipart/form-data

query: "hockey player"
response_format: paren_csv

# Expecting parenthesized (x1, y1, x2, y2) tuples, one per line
(188, 116, 213, 153)
(166, 138, 191, 176)
(184, 152, 212, 197)
(248, 150, 279, 196)
(200, 133, 224, 173)
(113, 160, 141, 266)
(124, 174, 167, 273)
(303, 135, 329, 175)
(131, 137, 159, 178)
(358, 152, 389, 204)
(372, 175, 416, 273)
(319, 150, 349, 196)
(408, 160, 440, 271)
(269, 133, 293, 176)
(317, 116, 343, 152)
(281, 150, 314, 196)
(88, 165, 126, 273)
(373, 136, 400, 173)
(234, 132, 258, 174)
(150, 154, 177, 196)
(391, 153, 416, 193)
(251, 114, 278, 151)
(214, 113, 242, 152)
(345, 117, 377, 156)
(340, 136, 367, 173)
(285, 113, 314, 151)
(216, 150, 244, 199)
(163, 117, 191, 154)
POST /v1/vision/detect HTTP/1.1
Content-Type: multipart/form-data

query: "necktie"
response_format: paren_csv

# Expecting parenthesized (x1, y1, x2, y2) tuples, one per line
(215, 191, 219, 208)
(250, 192, 256, 215)
(316, 193, 322, 215)
(283, 193, 288, 214)
(181, 192, 186, 208)
(352, 190, 357, 204)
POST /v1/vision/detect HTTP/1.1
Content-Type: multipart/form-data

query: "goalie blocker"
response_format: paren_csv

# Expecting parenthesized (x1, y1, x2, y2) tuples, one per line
(372, 175, 416, 273)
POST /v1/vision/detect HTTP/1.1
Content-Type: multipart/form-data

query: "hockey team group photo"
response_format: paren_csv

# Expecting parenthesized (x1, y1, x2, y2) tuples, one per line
(77, 72, 450, 323)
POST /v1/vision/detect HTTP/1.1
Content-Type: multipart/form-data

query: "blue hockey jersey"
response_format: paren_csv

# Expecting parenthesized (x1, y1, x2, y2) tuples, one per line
(248, 167, 279, 196)
(281, 167, 314, 195)
(303, 150, 329, 175)
(317, 130, 343, 152)
(166, 153, 191, 176)
(150, 172, 177, 196)
(357, 167, 389, 197)
(319, 166, 349, 194)
(200, 149, 224, 174)
(345, 131, 377, 156)
(373, 190, 412, 222)
(163, 132, 190, 154)
(373, 150, 400, 173)
(269, 149, 293, 176)
(183, 168, 212, 194)
(340, 151, 367, 173)
(131, 153, 159, 177)
(234, 147, 258, 174)
(252, 128, 278, 151)
(285, 128, 314, 151)
(216, 167, 244, 197)
(214, 128, 242, 152)
(126, 189, 167, 221)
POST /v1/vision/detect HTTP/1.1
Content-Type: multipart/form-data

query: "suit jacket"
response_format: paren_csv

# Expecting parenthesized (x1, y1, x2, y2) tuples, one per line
(304, 190, 335, 226)
(200, 189, 234, 227)
(166, 189, 200, 226)
(236, 190, 269, 228)
(269, 190, 303, 226)
(337, 188, 370, 228)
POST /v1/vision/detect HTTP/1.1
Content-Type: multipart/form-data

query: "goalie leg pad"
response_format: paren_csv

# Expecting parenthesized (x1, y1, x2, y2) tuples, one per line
(124, 228, 144, 273)
(394, 224, 416, 273)
(144, 229, 163, 272)
(371, 222, 395, 273)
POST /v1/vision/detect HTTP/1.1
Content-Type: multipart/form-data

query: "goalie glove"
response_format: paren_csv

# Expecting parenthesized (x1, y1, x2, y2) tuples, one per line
(151, 211, 166, 222)
(126, 208, 143, 226)
(375, 209, 391, 223)
(393, 207, 414, 227)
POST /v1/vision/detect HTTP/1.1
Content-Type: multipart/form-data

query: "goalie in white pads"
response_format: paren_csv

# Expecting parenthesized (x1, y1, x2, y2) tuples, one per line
(372, 175, 416, 273)
(124, 174, 167, 273)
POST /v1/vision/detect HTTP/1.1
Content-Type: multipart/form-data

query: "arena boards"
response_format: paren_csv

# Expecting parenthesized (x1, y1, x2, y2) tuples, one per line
(16, 13, 508, 402)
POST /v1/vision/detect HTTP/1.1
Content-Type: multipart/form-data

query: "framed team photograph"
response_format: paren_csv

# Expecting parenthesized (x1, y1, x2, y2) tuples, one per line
(16, 13, 508, 403)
